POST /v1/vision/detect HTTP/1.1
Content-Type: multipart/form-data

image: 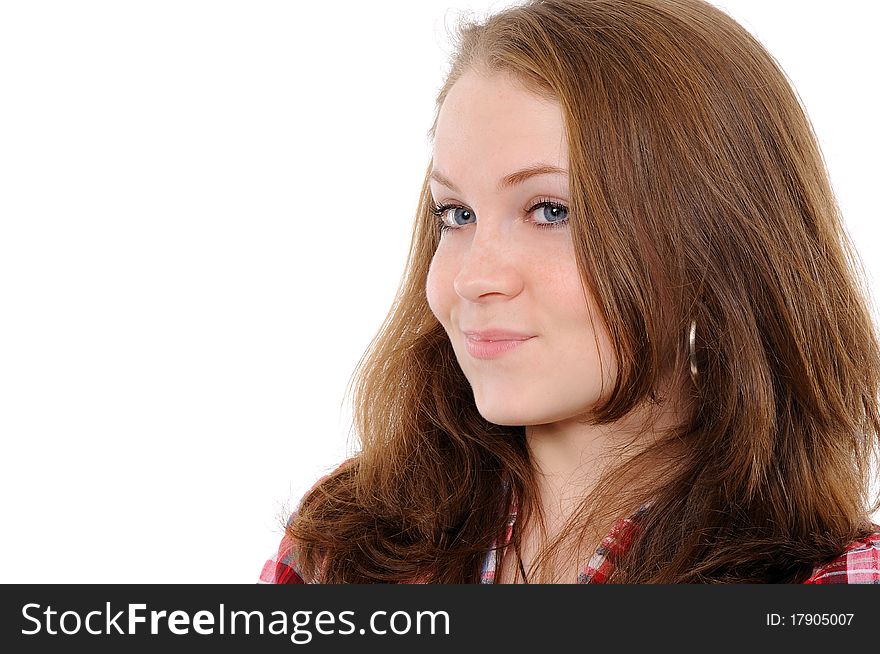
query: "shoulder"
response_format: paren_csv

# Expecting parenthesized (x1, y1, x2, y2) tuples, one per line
(802, 524, 880, 584)
(258, 458, 357, 585)
(259, 510, 306, 584)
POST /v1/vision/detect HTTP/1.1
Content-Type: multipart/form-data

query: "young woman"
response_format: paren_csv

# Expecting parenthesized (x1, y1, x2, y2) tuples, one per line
(261, 0, 880, 584)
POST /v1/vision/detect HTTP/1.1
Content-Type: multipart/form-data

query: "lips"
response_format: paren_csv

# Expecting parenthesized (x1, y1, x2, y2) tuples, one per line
(463, 330, 536, 360)
(461, 328, 535, 342)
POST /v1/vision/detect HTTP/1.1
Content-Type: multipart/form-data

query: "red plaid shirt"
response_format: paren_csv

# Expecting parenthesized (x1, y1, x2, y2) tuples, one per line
(260, 471, 880, 584)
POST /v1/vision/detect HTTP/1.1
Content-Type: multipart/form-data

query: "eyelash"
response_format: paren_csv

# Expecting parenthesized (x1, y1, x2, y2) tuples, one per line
(429, 197, 569, 234)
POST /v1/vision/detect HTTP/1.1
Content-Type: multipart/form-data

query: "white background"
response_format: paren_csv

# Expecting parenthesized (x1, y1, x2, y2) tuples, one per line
(0, 1, 877, 583)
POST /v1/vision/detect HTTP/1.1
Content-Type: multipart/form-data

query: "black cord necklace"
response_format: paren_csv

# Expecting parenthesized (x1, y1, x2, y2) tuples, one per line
(516, 547, 529, 584)
(513, 521, 529, 584)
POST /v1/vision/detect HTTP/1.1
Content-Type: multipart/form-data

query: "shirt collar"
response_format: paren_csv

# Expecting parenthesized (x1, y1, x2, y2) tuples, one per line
(480, 477, 652, 583)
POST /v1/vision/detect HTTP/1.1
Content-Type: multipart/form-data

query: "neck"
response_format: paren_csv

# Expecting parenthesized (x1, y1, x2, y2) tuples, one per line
(522, 386, 689, 541)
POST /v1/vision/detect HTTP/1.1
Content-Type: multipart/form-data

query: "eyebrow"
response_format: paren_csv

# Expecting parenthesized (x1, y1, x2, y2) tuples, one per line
(429, 163, 568, 193)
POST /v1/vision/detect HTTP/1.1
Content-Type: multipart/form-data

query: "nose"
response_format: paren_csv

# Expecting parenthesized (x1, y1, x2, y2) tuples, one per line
(452, 219, 524, 302)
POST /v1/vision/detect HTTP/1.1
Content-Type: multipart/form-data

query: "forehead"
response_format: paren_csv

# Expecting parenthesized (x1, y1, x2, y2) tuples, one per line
(432, 69, 568, 177)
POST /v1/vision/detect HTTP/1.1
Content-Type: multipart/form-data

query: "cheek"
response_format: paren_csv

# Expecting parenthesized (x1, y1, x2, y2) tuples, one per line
(546, 263, 613, 358)
(542, 259, 588, 318)
(558, 274, 616, 377)
(425, 252, 453, 322)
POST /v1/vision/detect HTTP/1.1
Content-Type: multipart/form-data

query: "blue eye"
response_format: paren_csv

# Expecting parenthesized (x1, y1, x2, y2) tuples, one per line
(437, 206, 476, 228)
(430, 198, 569, 234)
(538, 203, 568, 224)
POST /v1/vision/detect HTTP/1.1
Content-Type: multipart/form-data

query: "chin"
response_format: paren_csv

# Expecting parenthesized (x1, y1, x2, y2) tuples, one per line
(474, 403, 542, 427)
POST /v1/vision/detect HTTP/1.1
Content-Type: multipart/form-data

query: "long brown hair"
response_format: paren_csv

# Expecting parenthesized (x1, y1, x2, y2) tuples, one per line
(287, 0, 880, 583)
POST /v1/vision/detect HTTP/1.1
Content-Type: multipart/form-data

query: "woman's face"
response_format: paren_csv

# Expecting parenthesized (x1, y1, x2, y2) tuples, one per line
(426, 68, 617, 427)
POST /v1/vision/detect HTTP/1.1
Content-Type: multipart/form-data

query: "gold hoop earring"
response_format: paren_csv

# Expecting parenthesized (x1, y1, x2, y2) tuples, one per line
(689, 318, 699, 384)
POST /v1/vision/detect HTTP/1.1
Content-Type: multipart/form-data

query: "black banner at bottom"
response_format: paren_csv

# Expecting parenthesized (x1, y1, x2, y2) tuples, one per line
(1, 584, 875, 651)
